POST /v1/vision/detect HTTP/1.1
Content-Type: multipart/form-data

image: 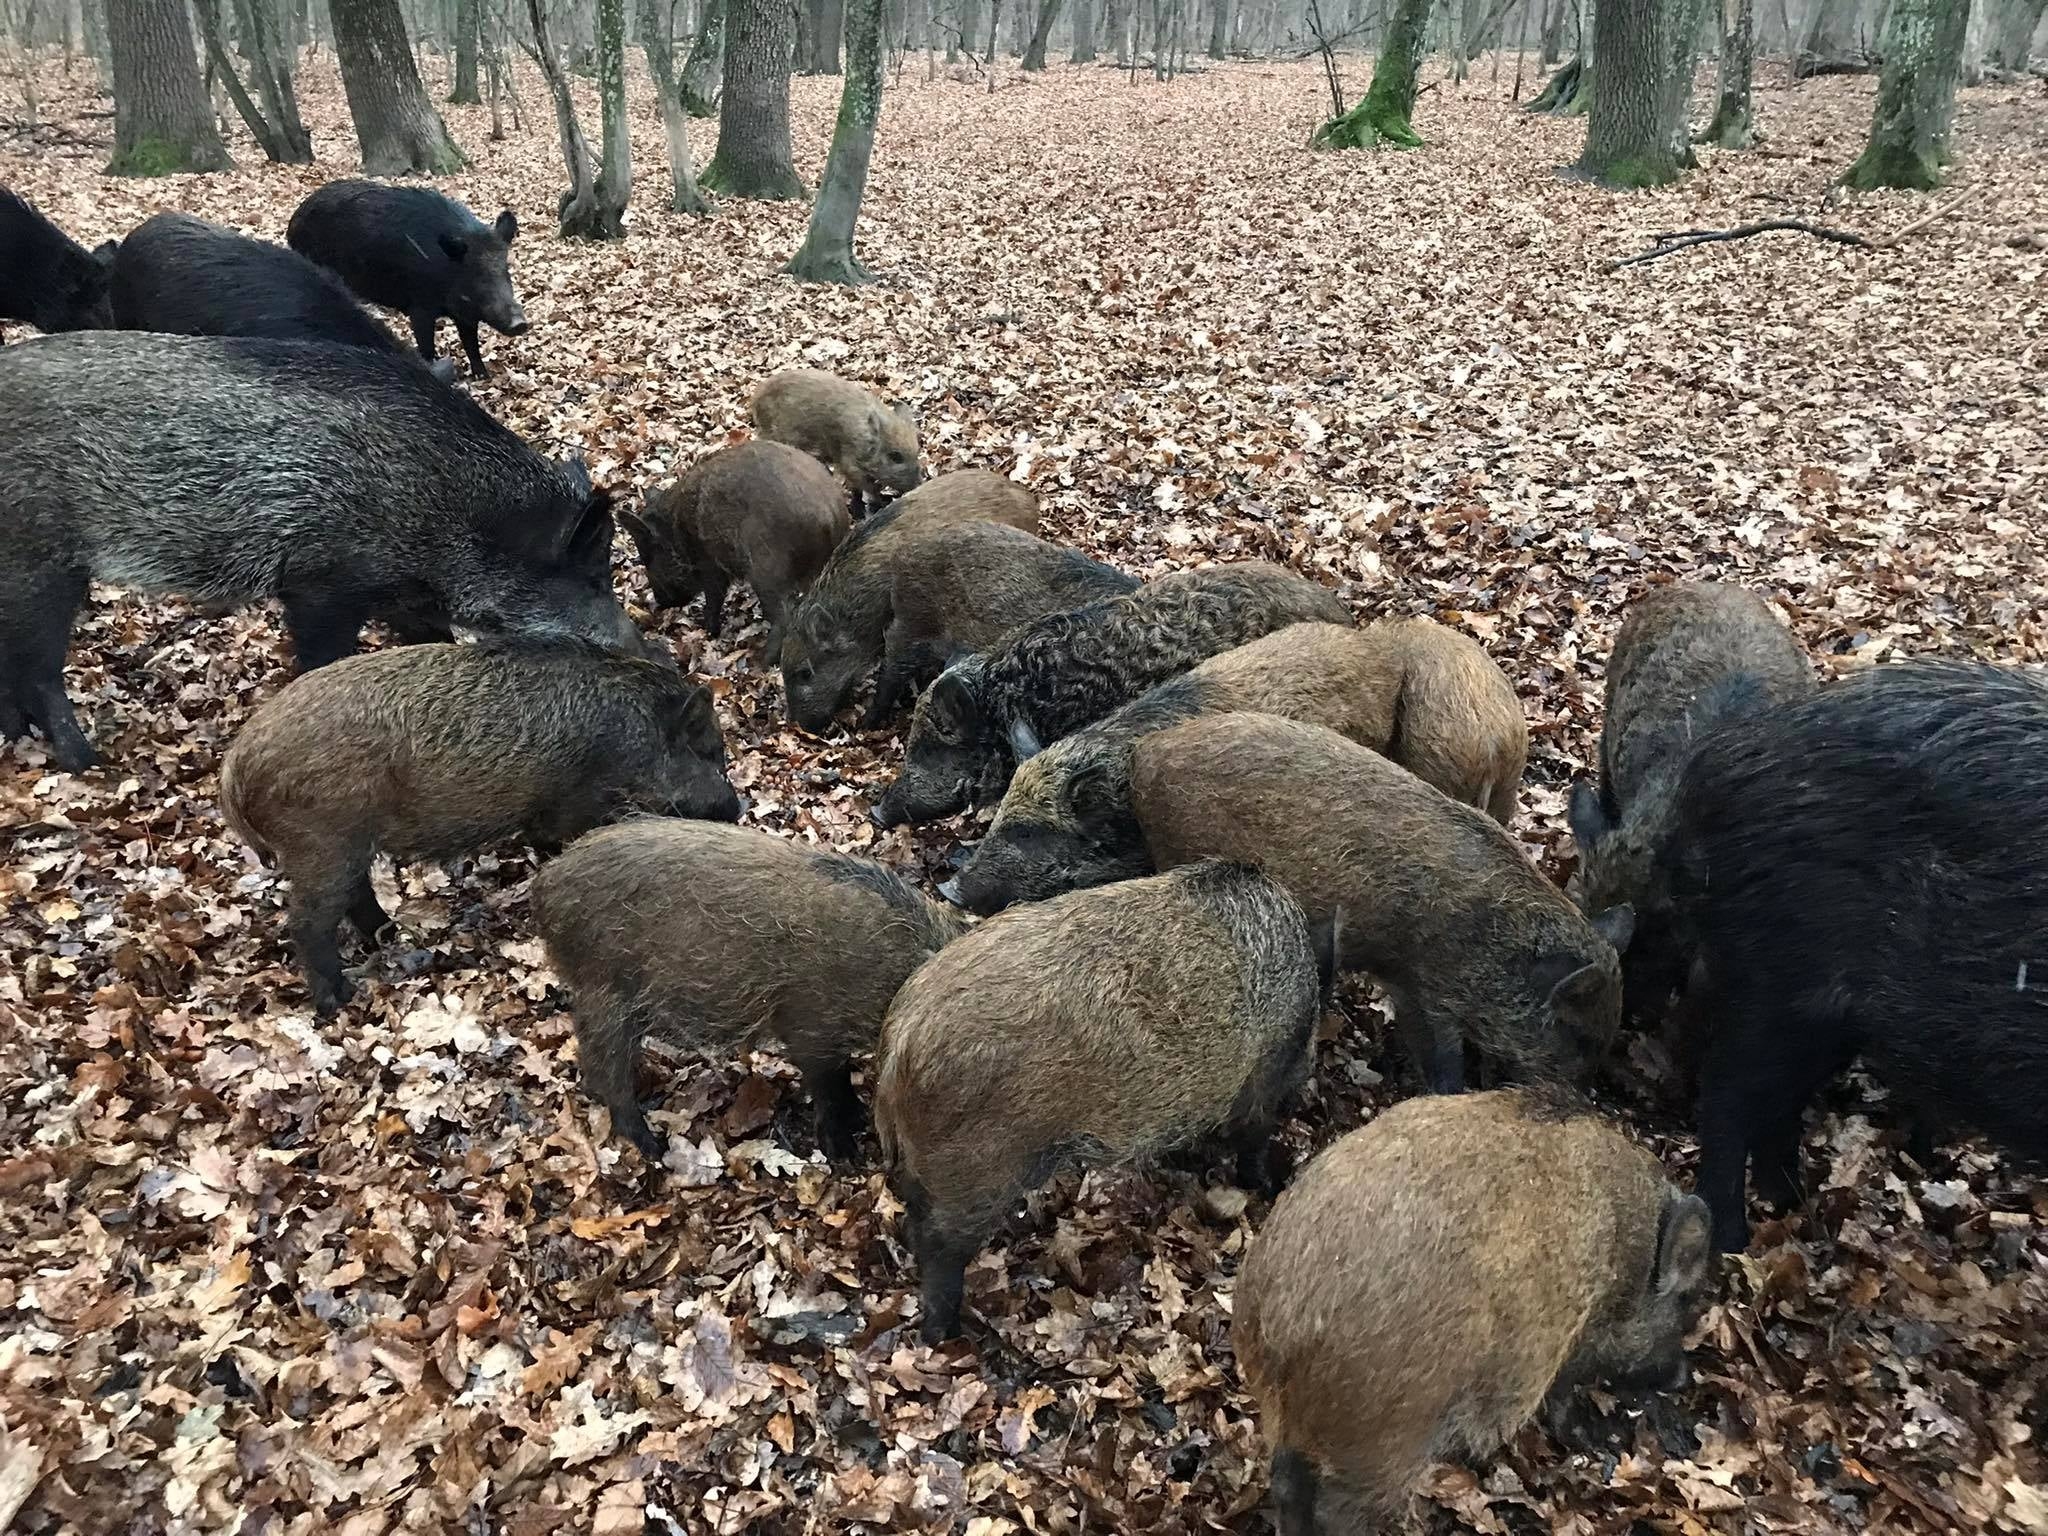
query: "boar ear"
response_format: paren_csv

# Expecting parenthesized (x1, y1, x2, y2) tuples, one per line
(1568, 781, 1610, 852)
(930, 670, 982, 733)
(893, 400, 917, 425)
(1542, 957, 1609, 1013)
(563, 490, 616, 573)
(495, 210, 519, 243)
(92, 238, 120, 267)
(665, 684, 719, 748)
(1007, 715, 1043, 761)
(618, 506, 656, 560)
(438, 231, 470, 262)
(1066, 760, 1118, 823)
(1591, 903, 1635, 955)
(1654, 1194, 1714, 1297)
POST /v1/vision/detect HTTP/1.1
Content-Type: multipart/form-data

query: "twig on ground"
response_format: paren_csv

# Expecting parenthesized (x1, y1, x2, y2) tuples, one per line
(1610, 218, 1872, 270)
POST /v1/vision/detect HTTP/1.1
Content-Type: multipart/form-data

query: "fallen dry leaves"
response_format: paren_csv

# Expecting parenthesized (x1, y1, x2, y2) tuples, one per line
(2, 40, 2046, 1536)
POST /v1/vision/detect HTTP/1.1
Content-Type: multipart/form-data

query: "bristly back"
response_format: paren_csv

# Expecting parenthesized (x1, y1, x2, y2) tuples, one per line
(812, 849, 939, 923)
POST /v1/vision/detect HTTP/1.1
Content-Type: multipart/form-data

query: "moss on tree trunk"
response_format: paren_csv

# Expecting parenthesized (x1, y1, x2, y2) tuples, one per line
(786, 0, 883, 280)
(1575, 0, 1705, 189)
(1314, 0, 1431, 149)
(702, 0, 807, 199)
(331, 0, 466, 174)
(1698, 0, 1755, 149)
(1845, 0, 1971, 191)
(106, 0, 233, 174)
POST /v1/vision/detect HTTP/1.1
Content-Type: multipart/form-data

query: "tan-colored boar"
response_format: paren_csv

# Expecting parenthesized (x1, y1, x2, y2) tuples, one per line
(750, 368, 921, 514)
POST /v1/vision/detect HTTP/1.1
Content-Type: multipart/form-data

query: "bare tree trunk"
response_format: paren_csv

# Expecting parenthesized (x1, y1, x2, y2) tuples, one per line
(641, 0, 710, 211)
(1022, 0, 1061, 62)
(106, 0, 233, 172)
(1539, 0, 1567, 59)
(1986, 0, 2045, 68)
(682, 0, 724, 111)
(1072, 0, 1097, 56)
(1108, 0, 1130, 59)
(702, 0, 804, 197)
(451, 0, 481, 98)
(960, 0, 980, 53)
(332, 0, 465, 171)
(1846, 0, 1970, 189)
(1699, 0, 1753, 147)
(562, 0, 631, 236)
(986, 0, 1002, 57)
(1206, 0, 1227, 55)
(524, 0, 596, 220)
(1315, 0, 1430, 145)
(808, 0, 844, 66)
(1575, 0, 1704, 186)
(787, 0, 882, 279)
(1795, 0, 1862, 74)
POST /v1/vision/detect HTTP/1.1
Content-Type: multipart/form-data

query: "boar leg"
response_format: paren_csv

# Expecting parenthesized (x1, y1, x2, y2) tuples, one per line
(407, 310, 442, 364)
(1390, 989, 1465, 1093)
(847, 486, 867, 522)
(347, 874, 390, 943)
(288, 850, 370, 1015)
(1268, 1449, 1320, 1536)
(756, 587, 791, 660)
(454, 318, 488, 380)
(1228, 1110, 1290, 1197)
(281, 588, 372, 673)
(6, 564, 96, 771)
(574, 1001, 663, 1158)
(801, 1058, 867, 1166)
(699, 572, 731, 640)
(916, 1234, 973, 1345)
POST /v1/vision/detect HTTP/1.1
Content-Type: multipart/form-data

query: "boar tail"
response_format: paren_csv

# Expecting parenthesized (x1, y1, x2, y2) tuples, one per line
(216, 754, 275, 865)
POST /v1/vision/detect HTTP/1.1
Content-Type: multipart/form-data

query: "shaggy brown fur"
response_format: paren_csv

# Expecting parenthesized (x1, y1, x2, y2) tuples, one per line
(750, 368, 921, 515)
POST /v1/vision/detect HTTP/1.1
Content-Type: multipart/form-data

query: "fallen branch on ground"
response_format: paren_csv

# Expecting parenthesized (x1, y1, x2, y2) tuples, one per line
(1610, 190, 1979, 270)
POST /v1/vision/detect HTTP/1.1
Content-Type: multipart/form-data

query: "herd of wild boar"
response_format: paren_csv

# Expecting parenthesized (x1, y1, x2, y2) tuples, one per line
(6, 177, 2046, 1532)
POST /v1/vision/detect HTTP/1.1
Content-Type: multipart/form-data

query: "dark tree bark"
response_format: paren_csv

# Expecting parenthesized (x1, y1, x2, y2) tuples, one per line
(1699, 0, 1754, 148)
(451, 0, 482, 101)
(1021, 0, 1061, 64)
(1315, 0, 1430, 147)
(1794, 0, 1864, 76)
(524, 0, 597, 221)
(332, 0, 465, 172)
(1986, 0, 2046, 70)
(1108, 0, 1131, 62)
(682, 0, 725, 113)
(106, 0, 233, 173)
(641, 0, 711, 211)
(1574, 0, 1705, 187)
(193, 0, 313, 161)
(1846, 0, 1971, 190)
(787, 0, 882, 281)
(1071, 0, 1097, 58)
(1539, 0, 1568, 62)
(806, 0, 844, 68)
(1206, 0, 1227, 56)
(702, 0, 805, 198)
(960, 0, 980, 55)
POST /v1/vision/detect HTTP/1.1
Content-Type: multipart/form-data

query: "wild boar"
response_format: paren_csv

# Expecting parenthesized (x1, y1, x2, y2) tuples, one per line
(1235, 1086, 1713, 1534)
(875, 861, 1324, 1342)
(0, 184, 113, 339)
(779, 469, 1039, 731)
(948, 713, 1632, 1092)
(874, 562, 1350, 826)
(220, 639, 737, 1015)
(1568, 583, 1813, 1018)
(622, 441, 852, 653)
(1661, 659, 2048, 1252)
(751, 368, 920, 517)
(533, 819, 964, 1162)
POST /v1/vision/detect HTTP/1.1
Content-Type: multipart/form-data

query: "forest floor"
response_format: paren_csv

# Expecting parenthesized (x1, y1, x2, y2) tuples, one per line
(2, 41, 2046, 1536)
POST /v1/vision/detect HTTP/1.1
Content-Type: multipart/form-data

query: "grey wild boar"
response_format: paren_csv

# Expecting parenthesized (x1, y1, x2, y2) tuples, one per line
(532, 820, 965, 1162)
(1235, 1086, 1714, 1535)
(751, 368, 921, 517)
(220, 639, 737, 1015)
(0, 332, 631, 772)
(874, 861, 1324, 1343)
(779, 470, 1039, 731)
(874, 562, 1350, 826)
(951, 619, 1526, 874)
(868, 520, 1137, 722)
(1568, 583, 1813, 1018)
(622, 441, 852, 653)
(949, 713, 1631, 1092)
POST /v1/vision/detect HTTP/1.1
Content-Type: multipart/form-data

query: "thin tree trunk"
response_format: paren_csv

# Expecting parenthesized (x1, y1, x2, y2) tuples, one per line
(106, 0, 233, 172)
(560, 0, 630, 236)
(641, 0, 710, 211)
(1108, 0, 1129, 60)
(701, 0, 804, 197)
(1699, 0, 1753, 147)
(1846, 0, 1970, 189)
(1314, 0, 1430, 145)
(524, 0, 597, 221)
(1022, 0, 1061, 63)
(787, 0, 882, 280)
(986, 0, 1001, 58)
(1539, 0, 1567, 60)
(682, 0, 724, 112)
(451, 0, 481, 98)
(192, 0, 288, 157)
(961, 0, 980, 53)
(1205, 0, 1227, 55)
(1072, 0, 1096, 56)
(1576, 0, 1704, 186)
(331, 0, 465, 171)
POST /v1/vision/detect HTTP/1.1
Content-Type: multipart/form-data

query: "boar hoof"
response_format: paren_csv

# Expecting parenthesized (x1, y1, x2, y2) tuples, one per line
(311, 972, 354, 1016)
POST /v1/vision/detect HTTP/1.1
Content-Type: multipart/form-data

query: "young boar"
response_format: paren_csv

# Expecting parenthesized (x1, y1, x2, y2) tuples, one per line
(221, 639, 738, 1015)
(874, 563, 1349, 826)
(950, 713, 1631, 1092)
(622, 442, 852, 653)
(751, 368, 921, 517)
(875, 862, 1323, 1343)
(1568, 584, 1813, 1017)
(1661, 659, 2048, 1253)
(953, 619, 1525, 871)
(868, 521, 1137, 722)
(533, 820, 965, 1162)
(779, 470, 1039, 731)
(0, 332, 631, 772)
(1236, 1087, 1713, 1535)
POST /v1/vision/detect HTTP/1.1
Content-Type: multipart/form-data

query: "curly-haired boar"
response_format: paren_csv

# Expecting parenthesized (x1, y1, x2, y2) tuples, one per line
(875, 861, 1324, 1342)
(221, 639, 737, 1015)
(533, 820, 964, 1162)
(873, 562, 1350, 826)
(1236, 1087, 1713, 1535)
(1568, 583, 1812, 1017)
(779, 470, 1039, 731)
(622, 441, 851, 653)
(950, 713, 1630, 1091)
(751, 368, 920, 517)
(1661, 659, 2048, 1252)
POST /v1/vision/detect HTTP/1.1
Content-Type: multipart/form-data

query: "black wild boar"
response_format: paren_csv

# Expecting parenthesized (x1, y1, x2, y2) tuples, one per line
(0, 185, 113, 339)
(952, 619, 1526, 870)
(532, 820, 965, 1161)
(1236, 1087, 1713, 1535)
(221, 638, 737, 1015)
(622, 441, 852, 653)
(867, 521, 1137, 723)
(875, 861, 1323, 1343)
(1661, 659, 2048, 1252)
(1568, 584, 1813, 1018)
(950, 713, 1631, 1092)
(779, 470, 1039, 732)
(0, 332, 630, 772)
(874, 562, 1350, 826)
(287, 181, 528, 379)
(108, 212, 450, 376)
(751, 368, 921, 516)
